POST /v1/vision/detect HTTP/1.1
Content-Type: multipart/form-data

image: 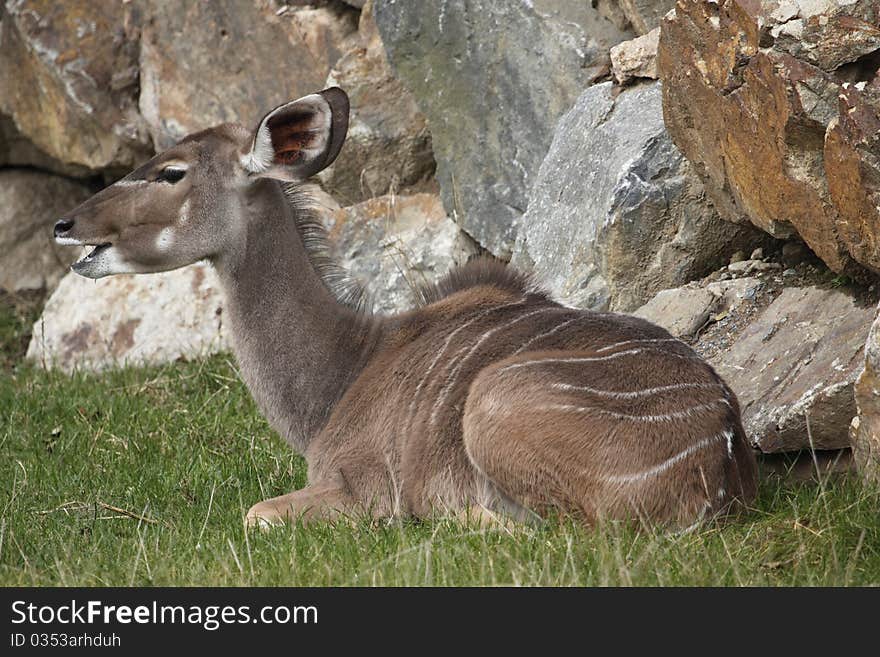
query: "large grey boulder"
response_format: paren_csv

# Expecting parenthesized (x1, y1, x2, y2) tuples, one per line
(511, 81, 760, 312)
(373, 0, 633, 256)
(26, 263, 228, 372)
(0, 169, 92, 293)
(321, 193, 478, 315)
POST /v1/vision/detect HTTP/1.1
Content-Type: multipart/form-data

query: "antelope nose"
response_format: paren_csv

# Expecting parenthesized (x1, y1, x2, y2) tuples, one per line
(54, 218, 75, 237)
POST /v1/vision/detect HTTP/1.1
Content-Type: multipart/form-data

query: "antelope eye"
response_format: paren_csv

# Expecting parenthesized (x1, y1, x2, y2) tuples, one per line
(157, 166, 186, 184)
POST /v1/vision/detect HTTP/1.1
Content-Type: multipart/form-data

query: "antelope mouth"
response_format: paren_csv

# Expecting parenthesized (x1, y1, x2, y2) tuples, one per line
(75, 243, 112, 265)
(70, 241, 118, 278)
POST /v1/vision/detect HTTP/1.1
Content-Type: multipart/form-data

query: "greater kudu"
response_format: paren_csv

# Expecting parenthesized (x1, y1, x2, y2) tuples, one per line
(54, 87, 757, 530)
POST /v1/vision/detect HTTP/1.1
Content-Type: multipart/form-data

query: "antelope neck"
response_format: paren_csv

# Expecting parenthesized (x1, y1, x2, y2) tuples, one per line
(212, 179, 381, 452)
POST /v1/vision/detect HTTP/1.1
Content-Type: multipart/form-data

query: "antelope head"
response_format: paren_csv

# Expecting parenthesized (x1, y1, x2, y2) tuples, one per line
(54, 88, 349, 278)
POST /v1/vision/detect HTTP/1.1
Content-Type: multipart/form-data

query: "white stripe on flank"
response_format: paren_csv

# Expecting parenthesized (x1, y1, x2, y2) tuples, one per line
(724, 428, 734, 459)
(501, 347, 696, 371)
(604, 431, 730, 484)
(542, 399, 730, 422)
(594, 338, 685, 353)
(552, 381, 722, 399)
(429, 306, 562, 427)
(407, 298, 526, 421)
(511, 315, 581, 356)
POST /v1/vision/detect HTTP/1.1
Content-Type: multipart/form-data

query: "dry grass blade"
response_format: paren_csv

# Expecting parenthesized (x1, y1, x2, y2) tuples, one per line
(37, 500, 164, 526)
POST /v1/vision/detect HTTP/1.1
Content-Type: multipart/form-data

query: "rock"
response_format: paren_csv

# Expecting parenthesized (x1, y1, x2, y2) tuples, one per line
(782, 241, 809, 266)
(284, 3, 361, 72)
(0, 0, 151, 171)
(320, 193, 478, 314)
(594, 0, 631, 32)
(0, 170, 92, 293)
(853, 305, 880, 482)
(826, 79, 880, 275)
(26, 263, 228, 372)
(510, 81, 762, 312)
(610, 27, 659, 84)
(139, 0, 358, 150)
(728, 260, 759, 275)
(632, 277, 760, 338)
(727, 261, 750, 275)
(705, 277, 761, 314)
(767, 0, 880, 71)
(633, 287, 714, 338)
(750, 248, 764, 261)
(373, 0, 634, 256)
(0, 113, 93, 179)
(658, 0, 880, 276)
(318, 1, 435, 204)
(614, 0, 676, 35)
(710, 286, 874, 453)
(752, 261, 781, 272)
(729, 251, 747, 264)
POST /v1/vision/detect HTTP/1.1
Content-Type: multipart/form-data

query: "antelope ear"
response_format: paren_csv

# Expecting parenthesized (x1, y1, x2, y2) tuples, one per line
(241, 87, 349, 181)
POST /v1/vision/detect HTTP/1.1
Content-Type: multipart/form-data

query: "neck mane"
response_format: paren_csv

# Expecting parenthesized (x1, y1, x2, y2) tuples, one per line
(280, 184, 370, 312)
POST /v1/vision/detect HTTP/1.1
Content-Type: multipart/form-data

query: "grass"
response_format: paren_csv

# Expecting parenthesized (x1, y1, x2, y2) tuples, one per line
(0, 290, 42, 371)
(1, 304, 879, 586)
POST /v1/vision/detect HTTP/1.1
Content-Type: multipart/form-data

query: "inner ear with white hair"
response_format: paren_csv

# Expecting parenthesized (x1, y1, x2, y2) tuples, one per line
(241, 87, 349, 181)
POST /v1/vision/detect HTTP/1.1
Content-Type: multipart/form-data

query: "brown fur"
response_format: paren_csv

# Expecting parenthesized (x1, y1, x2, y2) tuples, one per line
(54, 88, 757, 531)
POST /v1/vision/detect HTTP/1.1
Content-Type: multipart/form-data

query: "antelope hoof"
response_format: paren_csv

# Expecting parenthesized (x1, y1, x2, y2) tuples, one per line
(245, 501, 288, 530)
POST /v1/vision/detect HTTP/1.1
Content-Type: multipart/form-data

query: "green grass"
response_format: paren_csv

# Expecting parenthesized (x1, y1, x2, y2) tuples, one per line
(1, 353, 879, 586)
(0, 283, 878, 587)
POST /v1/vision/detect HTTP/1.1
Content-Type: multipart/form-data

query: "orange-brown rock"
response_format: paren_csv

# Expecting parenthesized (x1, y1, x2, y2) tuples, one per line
(826, 80, 880, 277)
(658, 0, 880, 276)
(0, 1, 151, 171)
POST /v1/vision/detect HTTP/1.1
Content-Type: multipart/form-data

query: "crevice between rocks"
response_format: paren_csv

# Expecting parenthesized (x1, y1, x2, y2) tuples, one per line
(835, 48, 880, 86)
